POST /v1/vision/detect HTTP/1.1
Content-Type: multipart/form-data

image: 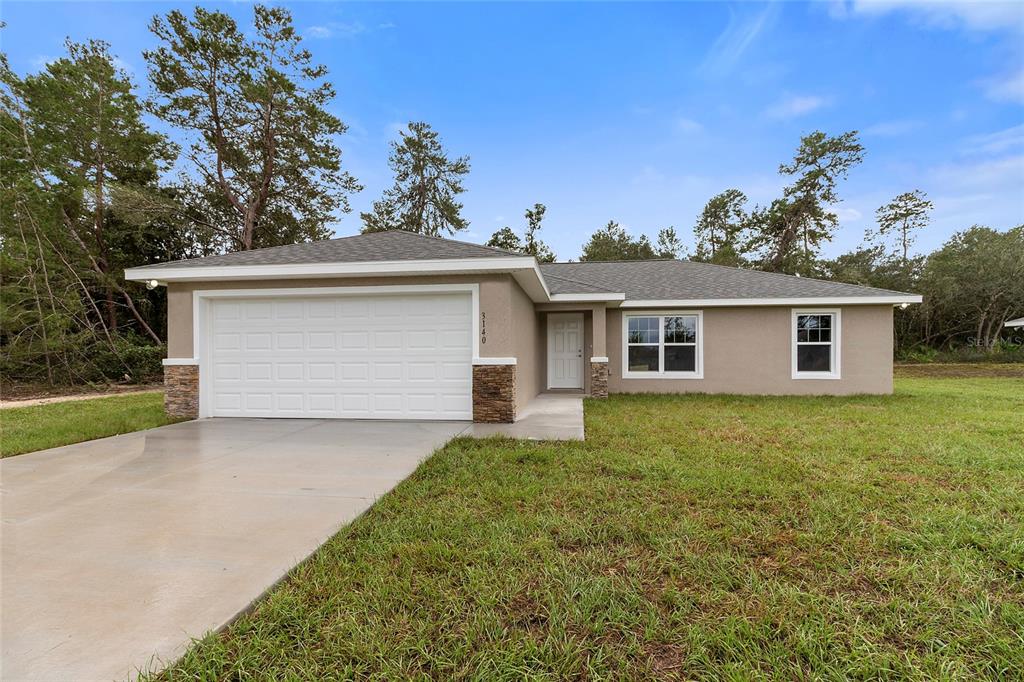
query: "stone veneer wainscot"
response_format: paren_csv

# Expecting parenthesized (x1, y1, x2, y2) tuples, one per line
(164, 364, 199, 419)
(590, 360, 609, 398)
(472, 363, 516, 423)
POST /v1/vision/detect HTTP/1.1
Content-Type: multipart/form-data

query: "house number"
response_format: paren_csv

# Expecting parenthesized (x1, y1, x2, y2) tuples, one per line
(480, 311, 487, 344)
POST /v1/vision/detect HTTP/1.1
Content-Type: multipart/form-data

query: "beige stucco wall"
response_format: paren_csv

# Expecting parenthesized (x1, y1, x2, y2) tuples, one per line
(606, 305, 894, 395)
(508, 280, 542, 411)
(166, 278, 894, 401)
(166, 274, 519, 359)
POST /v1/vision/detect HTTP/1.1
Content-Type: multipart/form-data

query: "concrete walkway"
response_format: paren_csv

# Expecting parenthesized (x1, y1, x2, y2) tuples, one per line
(1, 419, 466, 681)
(466, 393, 585, 440)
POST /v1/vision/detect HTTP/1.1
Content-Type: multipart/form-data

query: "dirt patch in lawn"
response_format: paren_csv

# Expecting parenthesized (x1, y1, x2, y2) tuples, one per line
(894, 362, 1024, 378)
(0, 384, 163, 409)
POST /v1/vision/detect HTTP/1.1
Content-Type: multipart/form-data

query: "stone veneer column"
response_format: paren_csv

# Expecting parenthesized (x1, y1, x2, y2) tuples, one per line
(589, 359, 609, 398)
(164, 363, 199, 419)
(472, 363, 516, 423)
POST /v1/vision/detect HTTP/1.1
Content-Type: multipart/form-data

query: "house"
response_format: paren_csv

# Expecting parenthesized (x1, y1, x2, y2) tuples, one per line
(124, 230, 922, 423)
(1005, 318, 1024, 329)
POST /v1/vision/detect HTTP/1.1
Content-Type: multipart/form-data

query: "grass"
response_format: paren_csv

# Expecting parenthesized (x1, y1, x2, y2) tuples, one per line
(151, 376, 1021, 679)
(1, 392, 181, 457)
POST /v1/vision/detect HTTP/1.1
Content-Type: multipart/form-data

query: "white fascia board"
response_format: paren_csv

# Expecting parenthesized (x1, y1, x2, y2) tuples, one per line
(1005, 318, 1024, 328)
(620, 295, 923, 308)
(550, 293, 626, 302)
(125, 257, 540, 283)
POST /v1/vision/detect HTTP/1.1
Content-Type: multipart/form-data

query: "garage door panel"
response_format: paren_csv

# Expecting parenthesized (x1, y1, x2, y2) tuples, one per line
(208, 293, 472, 420)
(243, 302, 272, 319)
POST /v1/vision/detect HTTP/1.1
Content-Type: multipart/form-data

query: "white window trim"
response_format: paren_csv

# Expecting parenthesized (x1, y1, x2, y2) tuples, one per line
(792, 308, 841, 380)
(621, 310, 703, 380)
(191, 283, 480, 419)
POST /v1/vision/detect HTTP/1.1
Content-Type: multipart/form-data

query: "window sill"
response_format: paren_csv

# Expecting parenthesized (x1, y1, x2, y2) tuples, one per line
(622, 372, 703, 380)
(792, 372, 841, 380)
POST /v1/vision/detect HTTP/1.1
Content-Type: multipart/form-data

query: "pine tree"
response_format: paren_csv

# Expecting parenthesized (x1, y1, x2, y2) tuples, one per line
(871, 190, 933, 262)
(361, 121, 470, 236)
(146, 4, 361, 251)
(694, 189, 747, 264)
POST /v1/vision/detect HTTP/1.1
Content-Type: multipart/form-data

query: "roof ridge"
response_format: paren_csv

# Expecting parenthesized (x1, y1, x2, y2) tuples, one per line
(550, 258, 675, 265)
(385, 229, 526, 258)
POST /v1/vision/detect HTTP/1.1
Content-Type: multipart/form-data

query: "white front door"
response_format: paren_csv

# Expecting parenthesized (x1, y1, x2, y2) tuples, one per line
(547, 313, 584, 389)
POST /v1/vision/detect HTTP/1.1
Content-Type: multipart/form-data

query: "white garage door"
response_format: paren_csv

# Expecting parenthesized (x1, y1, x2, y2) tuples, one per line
(207, 293, 473, 420)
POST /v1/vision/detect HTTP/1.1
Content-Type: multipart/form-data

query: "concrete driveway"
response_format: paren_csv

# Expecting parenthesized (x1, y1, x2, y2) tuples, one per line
(1, 418, 468, 681)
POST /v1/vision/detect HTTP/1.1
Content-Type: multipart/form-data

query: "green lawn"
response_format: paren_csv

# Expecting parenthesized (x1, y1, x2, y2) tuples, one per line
(1, 392, 181, 457)
(152, 377, 1020, 679)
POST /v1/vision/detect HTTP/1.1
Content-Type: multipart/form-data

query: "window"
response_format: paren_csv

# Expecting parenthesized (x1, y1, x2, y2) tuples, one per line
(624, 312, 702, 378)
(792, 310, 840, 379)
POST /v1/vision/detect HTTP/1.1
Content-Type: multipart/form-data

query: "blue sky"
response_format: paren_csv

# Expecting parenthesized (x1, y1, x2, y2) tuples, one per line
(2, 1, 1022, 260)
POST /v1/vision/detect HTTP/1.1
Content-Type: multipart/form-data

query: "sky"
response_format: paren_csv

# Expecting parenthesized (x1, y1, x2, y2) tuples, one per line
(2, 0, 1023, 260)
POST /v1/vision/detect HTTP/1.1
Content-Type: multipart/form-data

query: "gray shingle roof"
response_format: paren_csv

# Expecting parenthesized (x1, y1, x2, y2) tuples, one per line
(541, 260, 912, 300)
(129, 230, 913, 300)
(131, 230, 523, 271)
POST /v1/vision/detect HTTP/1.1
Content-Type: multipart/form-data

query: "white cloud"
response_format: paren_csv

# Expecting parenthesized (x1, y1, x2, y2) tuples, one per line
(930, 153, 1024, 190)
(304, 21, 368, 39)
(845, 0, 1024, 33)
(699, 3, 779, 76)
(979, 68, 1024, 104)
(963, 124, 1024, 155)
(863, 119, 922, 136)
(674, 117, 704, 134)
(306, 25, 332, 39)
(30, 55, 56, 70)
(765, 94, 831, 119)
(836, 206, 864, 222)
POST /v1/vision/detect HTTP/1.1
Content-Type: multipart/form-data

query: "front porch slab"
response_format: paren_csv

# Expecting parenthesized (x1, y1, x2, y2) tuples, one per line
(464, 393, 584, 441)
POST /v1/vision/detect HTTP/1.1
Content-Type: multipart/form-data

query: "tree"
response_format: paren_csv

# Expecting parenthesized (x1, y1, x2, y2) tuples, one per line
(655, 227, 685, 259)
(919, 225, 1023, 351)
(2, 39, 176, 384)
(486, 203, 556, 261)
(871, 189, 933, 262)
(780, 130, 864, 255)
(580, 221, 657, 261)
(361, 121, 470, 236)
(694, 189, 747, 265)
(748, 131, 864, 274)
(522, 203, 556, 262)
(145, 4, 360, 251)
(485, 226, 522, 252)
(6, 39, 172, 342)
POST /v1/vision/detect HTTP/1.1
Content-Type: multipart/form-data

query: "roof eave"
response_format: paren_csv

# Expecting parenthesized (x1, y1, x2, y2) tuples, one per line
(549, 293, 627, 303)
(125, 256, 555, 302)
(620, 295, 923, 308)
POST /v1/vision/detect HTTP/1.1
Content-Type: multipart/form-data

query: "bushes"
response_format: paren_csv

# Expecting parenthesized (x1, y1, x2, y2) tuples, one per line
(0, 330, 164, 387)
(897, 340, 1024, 364)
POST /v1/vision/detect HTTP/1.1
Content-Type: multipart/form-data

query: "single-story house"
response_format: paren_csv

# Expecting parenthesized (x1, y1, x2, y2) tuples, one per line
(125, 230, 922, 423)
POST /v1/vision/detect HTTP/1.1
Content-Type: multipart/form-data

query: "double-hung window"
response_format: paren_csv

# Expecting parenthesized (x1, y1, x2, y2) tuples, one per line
(623, 312, 702, 378)
(792, 310, 840, 379)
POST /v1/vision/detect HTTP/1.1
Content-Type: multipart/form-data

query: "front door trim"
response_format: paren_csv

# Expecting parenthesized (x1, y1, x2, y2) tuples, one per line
(547, 312, 584, 390)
